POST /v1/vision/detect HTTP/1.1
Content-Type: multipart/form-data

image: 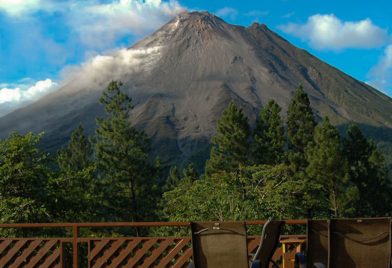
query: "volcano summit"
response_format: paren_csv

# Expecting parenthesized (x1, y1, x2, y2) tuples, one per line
(1, 12, 392, 167)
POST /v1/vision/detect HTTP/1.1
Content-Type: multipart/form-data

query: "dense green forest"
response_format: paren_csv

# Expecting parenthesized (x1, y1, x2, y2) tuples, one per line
(1, 81, 391, 226)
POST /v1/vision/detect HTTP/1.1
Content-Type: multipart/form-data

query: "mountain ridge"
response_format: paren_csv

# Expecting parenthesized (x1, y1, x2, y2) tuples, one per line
(1, 11, 392, 167)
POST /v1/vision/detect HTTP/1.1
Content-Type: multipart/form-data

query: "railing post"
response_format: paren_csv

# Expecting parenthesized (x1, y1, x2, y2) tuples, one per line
(73, 224, 78, 268)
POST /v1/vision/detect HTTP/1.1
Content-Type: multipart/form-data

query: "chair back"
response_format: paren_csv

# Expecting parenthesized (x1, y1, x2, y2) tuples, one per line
(253, 220, 284, 268)
(306, 218, 392, 268)
(306, 220, 329, 267)
(329, 218, 391, 268)
(191, 221, 249, 268)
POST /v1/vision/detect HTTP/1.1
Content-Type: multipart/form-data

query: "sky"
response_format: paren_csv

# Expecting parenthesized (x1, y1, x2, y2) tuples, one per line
(0, 0, 392, 116)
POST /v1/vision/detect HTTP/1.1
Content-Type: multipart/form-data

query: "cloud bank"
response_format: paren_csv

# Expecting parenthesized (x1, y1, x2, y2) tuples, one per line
(0, 0, 42, 16)
(0, 0, 184, 48)
(368, 45, 392, 93)
(215, 7, 238, 21)
(0, 79, 57, 116)
(68, 0, 184, 48)
(279, 14, 388, 50)
(0, 0, 184, 115)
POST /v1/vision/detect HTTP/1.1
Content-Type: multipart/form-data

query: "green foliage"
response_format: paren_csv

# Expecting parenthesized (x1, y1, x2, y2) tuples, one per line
(162, 167, 266, 222)
(1, 83, 391, 228)
(343, 124, 392, 216)
(287, 86, 316, 171)
(255, 165, 320, 220)
(306, 118, 358, 217)
(0, 132, 52, 223)
(95, 81, 159, 222)
(57, 125, 93, 173)
(253, 100, 285, 165)
(205, 101, 251, 175)
(49, 125, 97, 222)
(163, 166, 181, 192)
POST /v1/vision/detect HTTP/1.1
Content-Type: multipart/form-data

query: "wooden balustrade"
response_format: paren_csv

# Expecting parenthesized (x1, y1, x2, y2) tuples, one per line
(0, 221, 306, 268)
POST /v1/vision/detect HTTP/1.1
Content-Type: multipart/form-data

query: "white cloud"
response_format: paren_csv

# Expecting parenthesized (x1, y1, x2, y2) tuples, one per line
(245, 10, 269, 18)
(216, 7, 238, 20)
(0, 0, 42, 16)
(0, 0, 61, 16)
(368, 45, 392, 93)
(66, 0, 185, 48)
(279, 14, 388, 50)
(0, 0, 185, 115)
(0, 0, 185, 49)
(0, 79, 57, 116)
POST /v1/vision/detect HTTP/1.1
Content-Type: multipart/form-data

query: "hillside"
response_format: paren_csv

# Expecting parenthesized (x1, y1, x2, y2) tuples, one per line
(1, 11, 392, 167)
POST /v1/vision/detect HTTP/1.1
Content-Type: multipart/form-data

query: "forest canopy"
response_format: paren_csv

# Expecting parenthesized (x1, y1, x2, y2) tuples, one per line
(0, 81, 391, 226)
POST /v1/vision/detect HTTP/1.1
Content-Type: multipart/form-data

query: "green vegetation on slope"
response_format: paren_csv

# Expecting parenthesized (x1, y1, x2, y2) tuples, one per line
(0, 83, 390, 228)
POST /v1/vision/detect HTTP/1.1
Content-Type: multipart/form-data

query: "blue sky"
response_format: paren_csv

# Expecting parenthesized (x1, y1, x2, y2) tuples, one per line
(0, 0, 392, 115)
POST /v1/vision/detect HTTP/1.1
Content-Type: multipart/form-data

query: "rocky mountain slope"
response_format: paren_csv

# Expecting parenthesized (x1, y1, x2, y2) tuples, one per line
(1, 12, 392, 167)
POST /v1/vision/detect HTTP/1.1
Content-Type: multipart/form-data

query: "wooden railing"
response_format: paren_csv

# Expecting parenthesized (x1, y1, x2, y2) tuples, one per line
(0, 220, 306, 268)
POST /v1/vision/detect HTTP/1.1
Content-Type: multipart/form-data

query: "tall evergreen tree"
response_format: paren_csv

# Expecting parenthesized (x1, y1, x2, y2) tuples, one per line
(57, 125, 93, 173)
(95, 81, 157, 222)
(183, 163, 199, 181)
(287, 86, 316, 171)
(0, 132, 52, 224)
(50, 125, 96, 222)
(205, 101, 251, 175)
(343, 124, 391, 216)
(253, 100, 285, 165)
(306, 118, 358, 217)
(163, 166, 180, 192)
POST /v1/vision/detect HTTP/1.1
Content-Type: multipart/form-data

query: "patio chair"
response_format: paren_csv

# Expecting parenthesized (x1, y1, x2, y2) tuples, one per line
(189, 221, 250, 268)
(251, 219, 284, 268)
(189, 221, 284, 268)
(295, 218, 392, 268)
(329, 218, 391, 267)
(300, 220, 329, 268)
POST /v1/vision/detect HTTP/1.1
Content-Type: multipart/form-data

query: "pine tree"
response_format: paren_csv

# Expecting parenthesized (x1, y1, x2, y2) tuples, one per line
(306, 118, 358, 217)
(57, 125, 93, 173)
(253, 100, 285, 165)
(0, 132, 52, 224)
(51, 125, 96, 222)
(287, 86, 316, 171)
(95, 81, 157, 222)
(163, 166, 180, 192)
(205, 101, 251, 175)
(183, 163, 199, 181)
(343, 124, 391, 216)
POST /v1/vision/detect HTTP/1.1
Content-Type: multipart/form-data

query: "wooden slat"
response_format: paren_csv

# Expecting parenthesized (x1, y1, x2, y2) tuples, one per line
(272, 246, 283, 261)
(142, 238, 174, 267)
(89, 239, 112, 261)
(124, 238, 158, 267)
(9, 240, 42, 268)
(108, 239, 141, 268)
(0, 240, 28, 267)
(247, 237, 261, 254)
(27, 239, 58, 267)
(40, 247, 60, 268)
(158, 238, 191, 267)
(172, 247, 192, 268)
(0, 240, 14, 254)
(93, 239, 126, 268)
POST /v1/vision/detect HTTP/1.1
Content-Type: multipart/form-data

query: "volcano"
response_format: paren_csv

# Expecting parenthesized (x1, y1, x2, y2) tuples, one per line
(1, 12, 392, 167)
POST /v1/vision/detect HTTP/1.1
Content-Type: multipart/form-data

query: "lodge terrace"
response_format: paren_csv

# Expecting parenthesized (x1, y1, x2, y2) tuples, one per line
(0, 218, 391, 268)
